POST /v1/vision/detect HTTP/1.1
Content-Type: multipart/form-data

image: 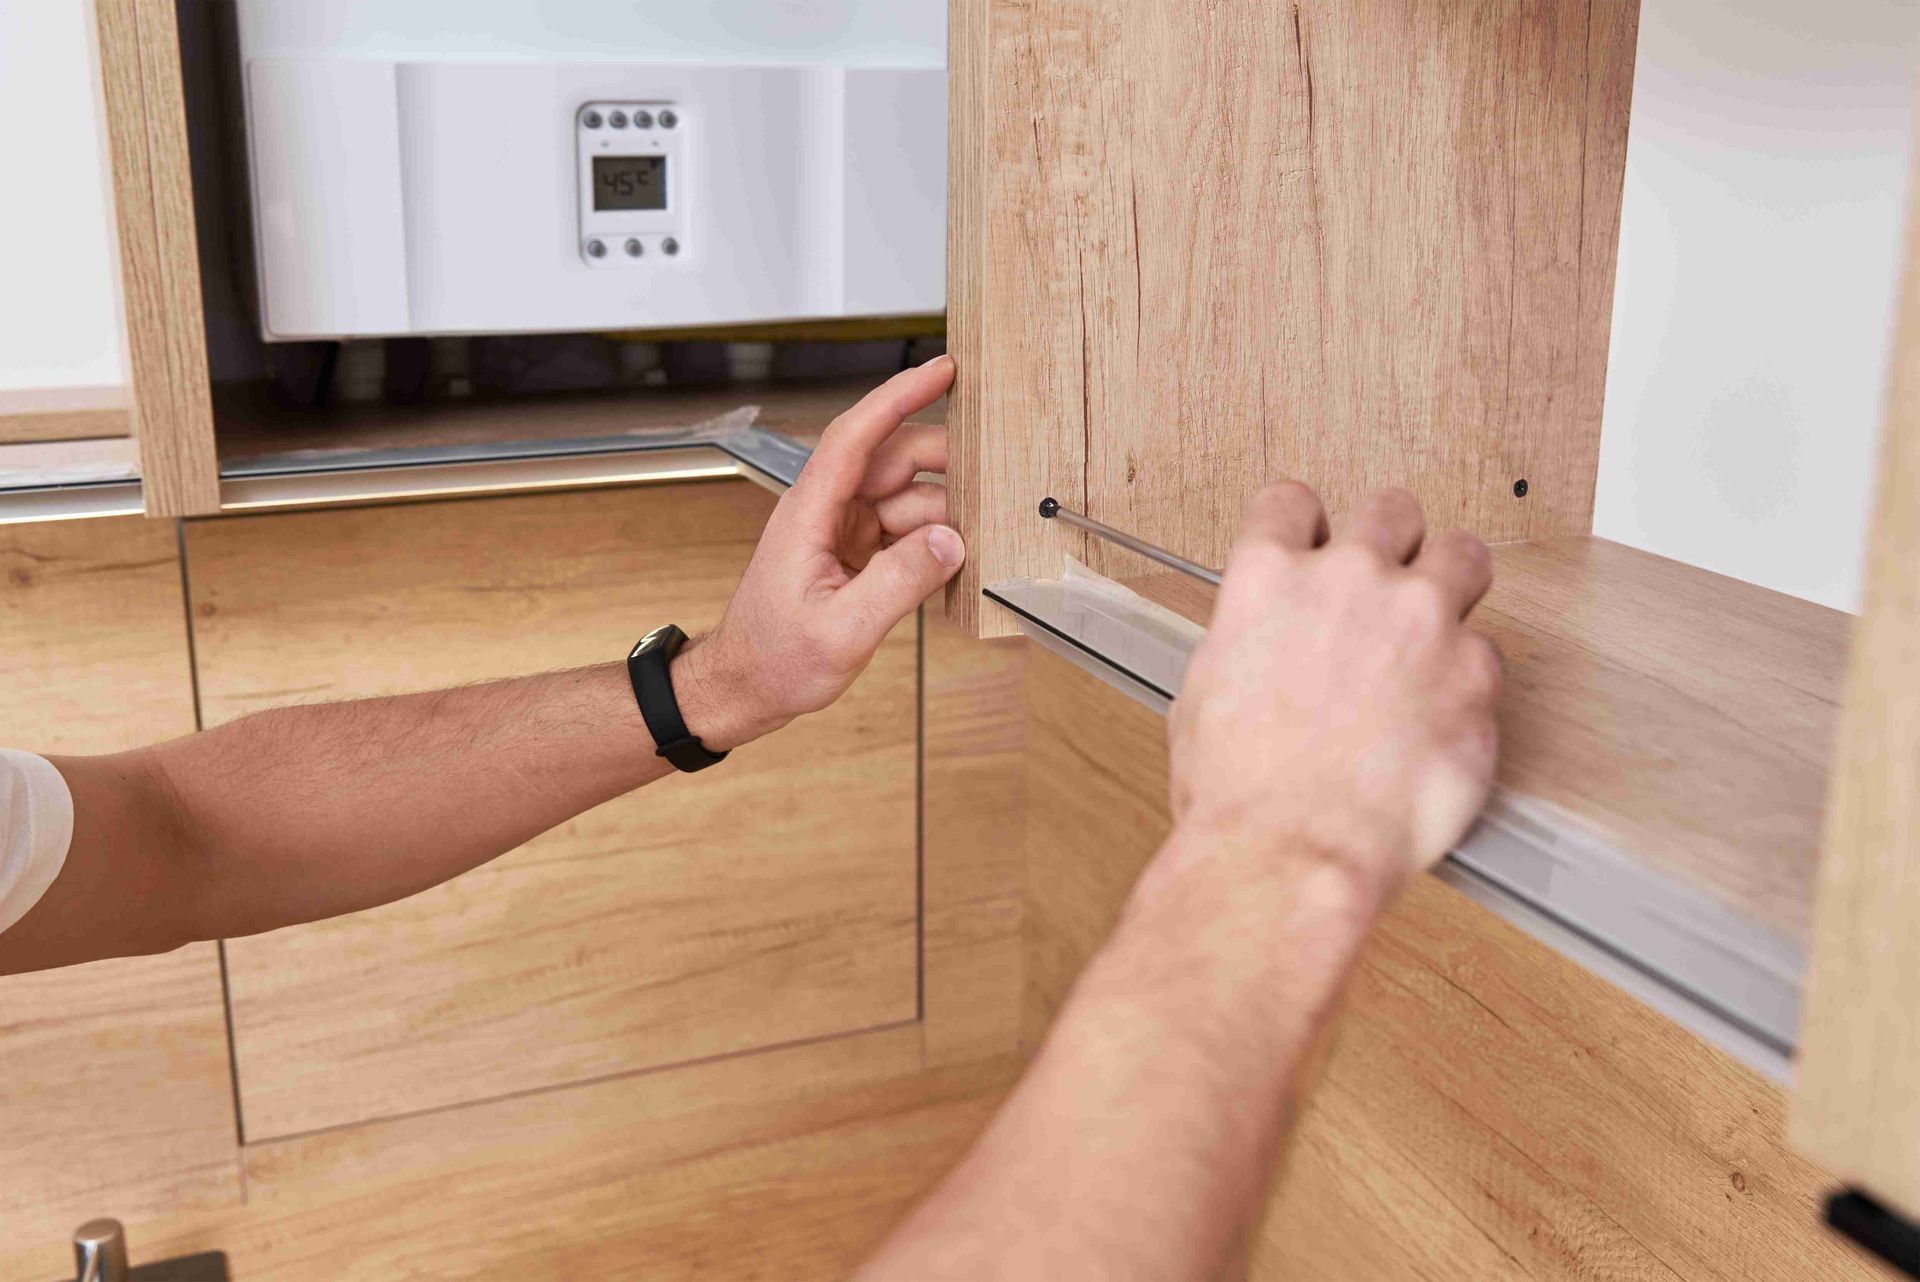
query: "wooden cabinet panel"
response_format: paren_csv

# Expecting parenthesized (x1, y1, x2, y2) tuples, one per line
(0, 517, 241, 1245)
(184, 482, 919, 1139)
(0, 1024, 1019, 1282)
(921, 608, 1028, 1067)
(1794, 93, 1920, 1215)
(94, 0, 220, 514)
(1023, 648, 1886, 1281)
(947, 0, 1638, 635)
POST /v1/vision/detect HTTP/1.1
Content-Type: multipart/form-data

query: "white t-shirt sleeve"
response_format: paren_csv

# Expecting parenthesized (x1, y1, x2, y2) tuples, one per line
(0, 749, 74, 937)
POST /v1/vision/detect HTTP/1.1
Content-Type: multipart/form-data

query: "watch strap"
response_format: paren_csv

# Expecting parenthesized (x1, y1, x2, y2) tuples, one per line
(628, 625, 729, 773)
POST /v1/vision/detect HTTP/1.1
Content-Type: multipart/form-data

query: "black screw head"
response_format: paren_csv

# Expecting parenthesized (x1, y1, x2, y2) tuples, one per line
(1039, 497, 1061, 519)
(1513, 478, 1529, 498)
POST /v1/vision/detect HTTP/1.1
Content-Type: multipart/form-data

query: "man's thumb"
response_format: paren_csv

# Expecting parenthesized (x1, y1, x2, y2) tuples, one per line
(832, 524, 967, 640)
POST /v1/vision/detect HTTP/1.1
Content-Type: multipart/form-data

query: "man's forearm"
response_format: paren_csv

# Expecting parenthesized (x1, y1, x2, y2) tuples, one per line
(1, 657, 712, 972)
(858, 821, 1384, 1282)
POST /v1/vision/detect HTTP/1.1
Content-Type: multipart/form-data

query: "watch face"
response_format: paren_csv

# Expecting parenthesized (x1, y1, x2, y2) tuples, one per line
(633, 625, 675, 660)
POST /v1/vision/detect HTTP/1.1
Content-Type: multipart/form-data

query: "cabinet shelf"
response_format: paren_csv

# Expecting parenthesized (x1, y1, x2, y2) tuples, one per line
(988, 535, 1849, 1079)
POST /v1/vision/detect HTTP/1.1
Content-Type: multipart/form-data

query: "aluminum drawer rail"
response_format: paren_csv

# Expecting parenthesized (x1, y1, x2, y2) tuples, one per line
(0, 414, 816, 524)
(985, 572, 1802, 1083)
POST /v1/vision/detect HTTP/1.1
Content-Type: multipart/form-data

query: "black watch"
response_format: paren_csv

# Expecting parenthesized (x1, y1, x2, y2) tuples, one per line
(627, 624, 729, 773)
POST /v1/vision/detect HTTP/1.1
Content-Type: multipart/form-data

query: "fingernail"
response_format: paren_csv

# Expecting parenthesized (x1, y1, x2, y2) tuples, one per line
(928, 524, 965, 567)
(922, 353, 955, 371)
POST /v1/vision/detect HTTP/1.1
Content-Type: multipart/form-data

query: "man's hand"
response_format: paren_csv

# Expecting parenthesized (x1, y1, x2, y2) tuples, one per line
(676, 355, 963, 751)
(1165, 481, 1502, 908)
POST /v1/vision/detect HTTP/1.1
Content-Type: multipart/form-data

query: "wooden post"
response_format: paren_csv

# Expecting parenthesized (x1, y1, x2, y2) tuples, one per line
(1791, 87, 1920, 1222)
(945, 0, 1639, 636)
(93, 0, 221, 516)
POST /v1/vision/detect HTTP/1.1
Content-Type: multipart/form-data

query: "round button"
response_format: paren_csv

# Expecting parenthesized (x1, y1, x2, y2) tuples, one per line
(632, 109, 655, 129)
(625, 238, 644, 258)
(582, 110, 604, 129)
(586, 239, 607, 259)
(608, 110, 628, 129)
(661, 237, 680, 256)
(658, 109, 678, 129)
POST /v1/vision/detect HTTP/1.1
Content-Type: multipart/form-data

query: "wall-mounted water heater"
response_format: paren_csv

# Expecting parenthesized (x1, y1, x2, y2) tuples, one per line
(234, 2, 946, 342)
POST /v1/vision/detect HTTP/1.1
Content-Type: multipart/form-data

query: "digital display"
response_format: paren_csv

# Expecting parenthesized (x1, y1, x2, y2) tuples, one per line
(594, 155, 668, 211)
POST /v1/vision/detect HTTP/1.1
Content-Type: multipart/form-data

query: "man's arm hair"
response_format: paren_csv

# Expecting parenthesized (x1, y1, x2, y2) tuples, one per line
(0, 663, 669, 974)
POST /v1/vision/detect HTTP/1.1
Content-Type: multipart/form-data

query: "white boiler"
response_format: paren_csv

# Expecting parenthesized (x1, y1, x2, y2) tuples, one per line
(233, 2, 947, 341)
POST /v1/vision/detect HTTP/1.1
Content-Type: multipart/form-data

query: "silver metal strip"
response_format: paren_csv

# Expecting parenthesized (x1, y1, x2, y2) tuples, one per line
(215, 414, 772, 481)
(986, 569, 1800, 1084)
(0, 420, 810, 524)
(213, 421, 806, 513)
(0, 482, 146, 525)
(1433, 860, 1790, 1080)
(217, 446, 739, 514)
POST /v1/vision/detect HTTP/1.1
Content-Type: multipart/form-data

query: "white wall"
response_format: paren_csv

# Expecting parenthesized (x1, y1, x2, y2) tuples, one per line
(1594, 0, 1920, 612)
(0, 0, 124, 393)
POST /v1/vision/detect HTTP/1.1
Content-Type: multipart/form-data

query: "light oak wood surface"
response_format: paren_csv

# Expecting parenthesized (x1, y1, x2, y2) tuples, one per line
(183, 482, 920, 1140)
(946, 0, 1639, 635)
(0, 516, 241, 1248)
(1023, 647, 1887, 1280)
(1792, 96, 1920, 1217)
(921, 607, 1028, 1067)
(0, 1023, 1019, 1282)
(94, 0, 220, 515)
(1482, 538, 1848, 944)
(0, 385, 133, 445)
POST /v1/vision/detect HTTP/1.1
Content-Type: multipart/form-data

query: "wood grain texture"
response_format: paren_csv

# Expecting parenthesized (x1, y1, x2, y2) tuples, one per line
(0, 1024, 1020, 1282)
(0, 385, 133, 444)
(946, 0, 1638, 636)
(1124, 535, 1850, 946)
(1024, 647, 1888, 1280)
(921, 606, 1028, 1066)
(1792, 99, 1920, 1217)
(184, 482, 919, 1140)
(1481, 538, 1847, 944)
(0, 516, 241, 1248)
(94, 0, 220, 515)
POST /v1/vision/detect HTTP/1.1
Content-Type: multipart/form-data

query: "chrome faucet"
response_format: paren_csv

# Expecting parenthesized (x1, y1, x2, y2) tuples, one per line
(73, 1219, 129, 1282)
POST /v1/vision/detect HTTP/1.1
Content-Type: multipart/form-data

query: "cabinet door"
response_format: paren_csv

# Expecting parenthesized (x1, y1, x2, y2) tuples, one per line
(0, 517, 240, 1244)
(947, 0, 1638, 634)
(184, 481, 919, 1140)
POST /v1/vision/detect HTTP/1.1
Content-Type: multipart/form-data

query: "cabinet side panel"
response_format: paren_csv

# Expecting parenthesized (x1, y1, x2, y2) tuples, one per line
(1791, 79, 1920, 1216)
(94, 0, 220, 514)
